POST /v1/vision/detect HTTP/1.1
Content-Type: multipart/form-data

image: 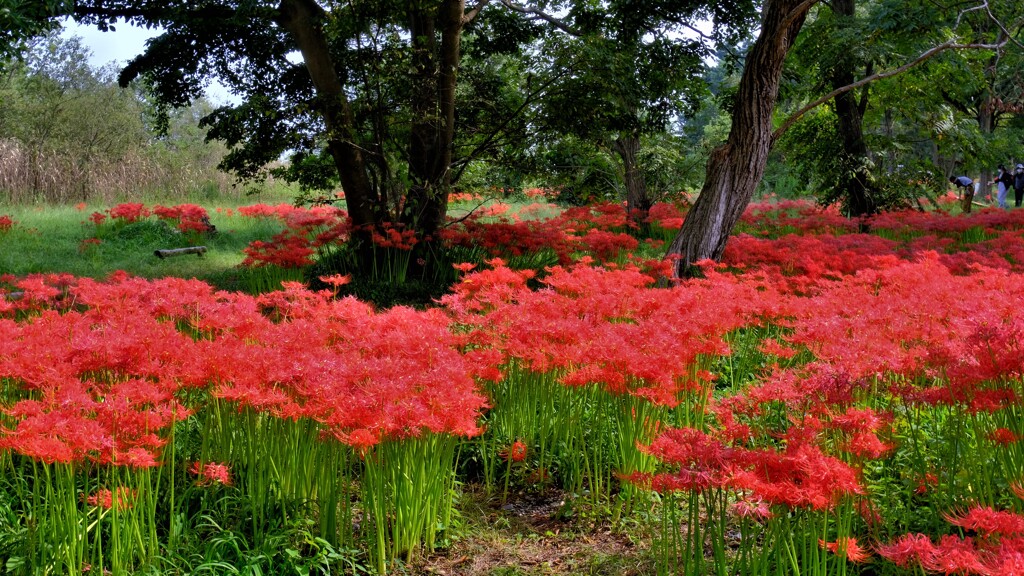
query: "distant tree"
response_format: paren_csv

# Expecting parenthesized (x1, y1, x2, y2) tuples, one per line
(528, 10, 707, 223)
(0, 32, 228, 201)
(0, 33, 146, 200)
(772, 0, 1024, 215)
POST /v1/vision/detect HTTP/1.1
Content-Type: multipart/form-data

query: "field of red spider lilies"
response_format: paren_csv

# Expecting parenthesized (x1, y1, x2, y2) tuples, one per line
(2, 196, 1024, 575)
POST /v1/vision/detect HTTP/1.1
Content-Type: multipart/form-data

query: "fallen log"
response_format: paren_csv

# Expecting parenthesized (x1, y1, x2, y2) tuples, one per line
(155, 246, 207, 259)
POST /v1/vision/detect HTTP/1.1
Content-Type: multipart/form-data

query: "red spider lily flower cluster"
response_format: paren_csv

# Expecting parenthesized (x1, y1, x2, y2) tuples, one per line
(878, 507, 1024, 575)
(240, 205, 350, 268)
(0, 277, 197, 465)
(443, 260, 764, 405)
(0, 273, 488, 465)
(106, 203, 151, 224)
(153, 204, 214, 234)
(370, 222, 418, 250)
(819, 537, 872, 564)
(523, 187, 559, 199)
(631, 426, 863, 511)
(645, 202, 687, 230)
(78, 237, 102, 253)
(84, 487, 138, 510)
(0, 215, 13, 232)
(442, 202, 640, 265)
(449, 192, 484, 203)
(190, 461, 232, 486)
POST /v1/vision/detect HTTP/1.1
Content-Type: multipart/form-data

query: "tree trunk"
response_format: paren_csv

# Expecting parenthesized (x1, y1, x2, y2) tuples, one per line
(667, 0, 815, 277)
(277, 0, 378, 232)
(612, 133, 652, 226)
(974, 30, 1005, 210)
(831, 0, 875, 217)
(403, 0, 465, 240)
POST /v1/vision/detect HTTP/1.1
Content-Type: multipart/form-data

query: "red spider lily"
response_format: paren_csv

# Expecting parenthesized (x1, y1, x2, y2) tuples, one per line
(915, 472, 939, 495)
(85, 487, 137, 510)
(729, 498, 773, 520)
(189, 461, 232, 486)
(819, 537, 872, 563)
(238, 205, 350, 269)
(107, 203, 150, 223)
(1012, 481, 1024, 501)
(153, 204, 213, 234)
(645, 202, 686, 230)
(944, 506, 1024, 537)
(370, 222, 418, 250)
(924, 535, 989, 575)
(318, 274, 351, 288)
(500, 440, 528, 462)
(242, 232, 316, 268)
(634, 424, 863, 510)
(87, 211, 107, 226)
(990, 428, 1021, 446)
(857, 499, 884, 530)
(730, 440, 864, 510)
(236, 203, 298, 219)
(876, 533, 938, 569)
(0, 215, 13, 232)
(78, 238, 102, 253)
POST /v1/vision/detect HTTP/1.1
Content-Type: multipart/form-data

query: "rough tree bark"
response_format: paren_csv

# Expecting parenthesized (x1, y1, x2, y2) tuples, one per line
(667, 0, 815, 277)
(612, 133, 652, 224)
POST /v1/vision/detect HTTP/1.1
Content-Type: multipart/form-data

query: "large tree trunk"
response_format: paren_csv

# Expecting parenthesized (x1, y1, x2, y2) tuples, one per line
(277, 0, 378, 232)
(612, 133, 652, 226)
(403, 0, 465, 240)
(667, 0, 815, 277)
(831, 0, 875, 217)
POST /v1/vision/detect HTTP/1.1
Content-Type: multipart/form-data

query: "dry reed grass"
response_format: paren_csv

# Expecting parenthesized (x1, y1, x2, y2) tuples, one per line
(0, 138, 235, 204)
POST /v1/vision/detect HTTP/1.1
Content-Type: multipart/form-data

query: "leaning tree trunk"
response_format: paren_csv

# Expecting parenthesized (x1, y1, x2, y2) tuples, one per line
(667, 0, 815, 277)
(277, 0, 378, 232)
(612, 133, 652, 227)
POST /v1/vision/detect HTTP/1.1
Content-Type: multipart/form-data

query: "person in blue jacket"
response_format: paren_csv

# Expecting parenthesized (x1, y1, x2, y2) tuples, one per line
(949, 175, 975, 212)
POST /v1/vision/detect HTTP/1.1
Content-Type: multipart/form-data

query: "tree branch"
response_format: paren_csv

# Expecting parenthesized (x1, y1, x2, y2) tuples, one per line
(773, 39, 1006, 142)
(499, 0, 580, 36)
(449, 72, 565, 183)
(777, 0, 822, 36)
(464, 0, 492, 24)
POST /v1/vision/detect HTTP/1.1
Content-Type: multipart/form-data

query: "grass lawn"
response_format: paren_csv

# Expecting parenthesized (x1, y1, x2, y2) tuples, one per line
(0, 199, 290, 289)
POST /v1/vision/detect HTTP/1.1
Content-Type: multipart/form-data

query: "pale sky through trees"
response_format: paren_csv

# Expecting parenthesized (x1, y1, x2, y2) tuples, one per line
(60, 18, 236, 104)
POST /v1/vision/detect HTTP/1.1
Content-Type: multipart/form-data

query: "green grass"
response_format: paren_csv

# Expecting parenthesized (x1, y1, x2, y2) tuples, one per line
(0, 202, 288, 290)
(0, 192, 559, 290)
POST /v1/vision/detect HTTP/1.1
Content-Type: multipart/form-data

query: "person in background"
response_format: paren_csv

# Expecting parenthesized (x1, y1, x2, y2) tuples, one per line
(950, 175, 976, 213)
(994, 165, 1013, 208)
(1014, 164, 1024, 208)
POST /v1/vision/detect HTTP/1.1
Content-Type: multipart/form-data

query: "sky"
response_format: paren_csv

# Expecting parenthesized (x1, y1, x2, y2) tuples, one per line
(61, 18, 235, 104)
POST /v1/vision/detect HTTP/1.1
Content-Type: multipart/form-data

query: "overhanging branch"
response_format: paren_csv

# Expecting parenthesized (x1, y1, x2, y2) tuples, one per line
(773, 39, 1006, 142)
(499, 0, 580, 36)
